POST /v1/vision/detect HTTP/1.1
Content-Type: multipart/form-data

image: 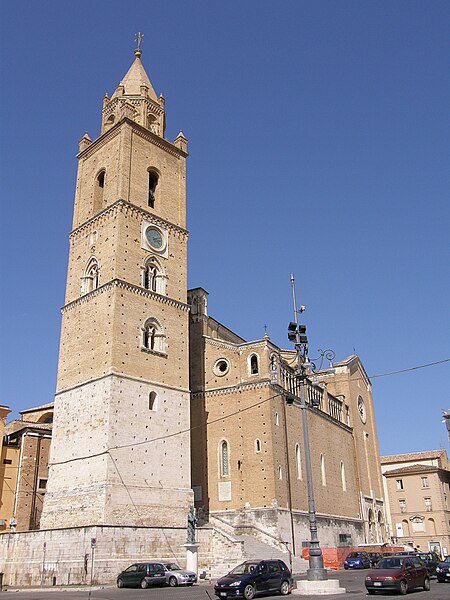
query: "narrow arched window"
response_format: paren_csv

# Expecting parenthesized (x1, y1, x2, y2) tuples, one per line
(81, 258, 99, 295)
(142, 258, 165, 295)
(275, 412, 279, 426)
(141, 318, 166, 354)
(149, 391, 157, 411)
(278, 466, 282, 480)
(148, 170, 159, 208)
(341, 461, 346, 491)
(295, 444, 302, 480)
(320, 453, 326, 486)
(93, 170, 106, 213)
(250, 354, 259, 375)
(220, 440, 230, 477)
(255, 439, 261, 453)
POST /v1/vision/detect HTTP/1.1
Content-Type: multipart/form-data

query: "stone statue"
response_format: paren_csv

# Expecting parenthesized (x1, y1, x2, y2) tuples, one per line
(187, 506, 197, 544)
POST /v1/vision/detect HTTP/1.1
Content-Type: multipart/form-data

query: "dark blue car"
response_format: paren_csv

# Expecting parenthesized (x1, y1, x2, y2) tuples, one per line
(214, 560, 293, 600)
(344, 551, 371, 569)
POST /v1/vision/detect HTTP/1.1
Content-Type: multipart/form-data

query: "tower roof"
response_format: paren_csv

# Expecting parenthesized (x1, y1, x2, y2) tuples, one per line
(112, 49, 158, 100)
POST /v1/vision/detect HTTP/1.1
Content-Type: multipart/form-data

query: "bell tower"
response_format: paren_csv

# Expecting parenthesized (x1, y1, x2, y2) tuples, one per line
(41, 43, 192, 528)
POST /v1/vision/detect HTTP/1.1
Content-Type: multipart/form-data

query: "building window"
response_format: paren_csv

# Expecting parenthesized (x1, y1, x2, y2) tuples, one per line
(81, 257, 99, 295)
(320, 453, 326, 486)
(148, 170, 159, 208)
(255, 439, 261, 453)
(220, 440, 230, 477)
(142, 258, 165, 295)
(396, 479, 404, 490)
(278, 466, 282, 480)
(38, 479, 47, 490)
(340, 461, 346, 492)
(399, 499, 407, 513)
(93, 169, 106, 212)
(141, 318, 166, 354)
(421, 477, 429, 488)
(275, 412, 279, 426)
(2, 459, 12, 465)
(424, 497, 432, 512)
(249, 354, 259, 375)
(148, 391, 157, 411)
(295, 444, 302, 480)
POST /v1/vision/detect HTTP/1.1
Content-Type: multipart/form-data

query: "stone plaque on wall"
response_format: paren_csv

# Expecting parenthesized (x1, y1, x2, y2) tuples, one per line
(218, 481, 232, 502)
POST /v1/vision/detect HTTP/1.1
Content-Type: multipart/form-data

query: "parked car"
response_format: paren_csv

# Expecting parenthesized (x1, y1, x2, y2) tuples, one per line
(117, 562, 166, 588)
(344, 551, 371, 569)
(364, 555, 430, 595)
(214, 559, 293, 600)
(161, 562, 197, 586)
(368, 552, 383, 567)
(415, 552, 440, 576)
(436, 555, 450, 583)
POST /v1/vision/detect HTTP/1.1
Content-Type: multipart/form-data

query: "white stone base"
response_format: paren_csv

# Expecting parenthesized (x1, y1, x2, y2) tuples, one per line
(293, 579, 346, 595)
(182, 543, 199, 574)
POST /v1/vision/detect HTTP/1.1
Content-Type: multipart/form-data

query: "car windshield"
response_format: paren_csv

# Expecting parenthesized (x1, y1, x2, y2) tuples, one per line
(164, 563, 181, 570)
(347, 553, 360, 558)
(230, 562, 259, 575)
(442, 557, 450, 564)
(376, 558, 404, 569)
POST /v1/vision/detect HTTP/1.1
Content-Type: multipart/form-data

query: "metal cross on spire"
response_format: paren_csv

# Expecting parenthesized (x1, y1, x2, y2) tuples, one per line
(135, 31, 144, 49)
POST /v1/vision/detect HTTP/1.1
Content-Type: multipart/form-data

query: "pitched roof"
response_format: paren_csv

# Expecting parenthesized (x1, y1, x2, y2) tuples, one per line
(381, 450, 447, 464)
(383, 464, 437, 476)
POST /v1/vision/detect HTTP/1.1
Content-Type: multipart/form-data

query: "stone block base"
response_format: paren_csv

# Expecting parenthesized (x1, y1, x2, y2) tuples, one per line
(293, 579, 346, 595)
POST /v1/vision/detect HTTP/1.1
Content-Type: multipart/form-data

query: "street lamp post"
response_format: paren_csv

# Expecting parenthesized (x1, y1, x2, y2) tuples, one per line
(288, 275, 327, 582)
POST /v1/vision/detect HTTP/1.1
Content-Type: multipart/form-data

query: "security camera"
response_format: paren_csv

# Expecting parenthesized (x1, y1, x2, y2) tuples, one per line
(299, 305, 306, 313)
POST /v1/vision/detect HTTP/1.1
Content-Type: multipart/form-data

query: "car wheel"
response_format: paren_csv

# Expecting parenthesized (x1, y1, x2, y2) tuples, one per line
(117, 578, 124, 588)
(243, 584, 255, 600)
(280, 580, 290, 595)
(367, 591, 375, 596)
(140, 578, 149, 589)
(169, 576, 178, 587)
(423, 577, 430, 591)
(399, 580, 407, 595)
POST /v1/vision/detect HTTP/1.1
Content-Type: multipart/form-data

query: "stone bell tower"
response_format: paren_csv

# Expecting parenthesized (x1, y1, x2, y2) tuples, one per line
(41, 43, 192, 529)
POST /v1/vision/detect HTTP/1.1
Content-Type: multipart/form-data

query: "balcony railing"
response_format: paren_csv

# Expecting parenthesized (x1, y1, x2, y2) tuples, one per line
(275, 360, 343, 424)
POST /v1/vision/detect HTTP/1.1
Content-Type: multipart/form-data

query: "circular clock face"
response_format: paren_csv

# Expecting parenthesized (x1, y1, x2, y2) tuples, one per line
(357, 396, 367, 423)
(145, 227, 164, 251)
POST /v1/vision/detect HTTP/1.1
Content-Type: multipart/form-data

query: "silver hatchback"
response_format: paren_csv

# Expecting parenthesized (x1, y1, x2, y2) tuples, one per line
(162, 562, 197, 586)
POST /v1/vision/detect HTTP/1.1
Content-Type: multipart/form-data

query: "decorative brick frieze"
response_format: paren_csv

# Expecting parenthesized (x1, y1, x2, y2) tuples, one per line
(62, 278, 190, 313)
(70, 199, 188, 241)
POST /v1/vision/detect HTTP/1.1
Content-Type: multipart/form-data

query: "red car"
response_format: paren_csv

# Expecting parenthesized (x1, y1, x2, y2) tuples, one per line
(365, 554, 430, 595)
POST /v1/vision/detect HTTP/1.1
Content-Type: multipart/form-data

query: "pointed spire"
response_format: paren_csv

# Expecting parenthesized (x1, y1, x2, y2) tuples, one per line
(111, 34, 157, 101)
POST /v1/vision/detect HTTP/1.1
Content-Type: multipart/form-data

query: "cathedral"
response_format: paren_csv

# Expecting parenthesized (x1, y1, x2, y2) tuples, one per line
(0, 46, 386, 585)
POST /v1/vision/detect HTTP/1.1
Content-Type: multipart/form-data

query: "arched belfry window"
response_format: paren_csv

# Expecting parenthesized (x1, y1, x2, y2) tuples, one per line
(93, 169, 106, 213)
(141, 318, 166, 355)
(220, 440, 230, 477)
(148, 169, 159, 208)
(81, 257, 99, 295)
(249, 354, 259, 375)
(141, 257, 165, 295)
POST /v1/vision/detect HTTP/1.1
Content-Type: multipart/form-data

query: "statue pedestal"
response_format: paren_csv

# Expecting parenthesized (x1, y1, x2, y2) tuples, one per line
(181, 543, 199, 574)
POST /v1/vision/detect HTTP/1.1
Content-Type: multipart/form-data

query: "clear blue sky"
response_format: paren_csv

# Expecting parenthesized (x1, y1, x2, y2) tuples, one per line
(1, 1, 449, 455)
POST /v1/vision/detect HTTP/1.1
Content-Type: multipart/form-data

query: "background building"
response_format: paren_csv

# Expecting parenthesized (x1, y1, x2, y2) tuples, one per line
(0, 404, 52, 533)
(381, 450, 450, 557)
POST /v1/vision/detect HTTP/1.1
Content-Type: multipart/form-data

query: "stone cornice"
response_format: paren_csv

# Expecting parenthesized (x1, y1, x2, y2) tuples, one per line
(55, 371, 190, 398)
(192, 379, 275, 399)
(77, 117, 187, 160)
(62, 278, 190, 313)
(69, 199, 188, 241)
(204, 337, 270, 353)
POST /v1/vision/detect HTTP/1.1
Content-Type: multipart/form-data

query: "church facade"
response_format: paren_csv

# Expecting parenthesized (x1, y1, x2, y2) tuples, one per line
(0, 47, 386, 585)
